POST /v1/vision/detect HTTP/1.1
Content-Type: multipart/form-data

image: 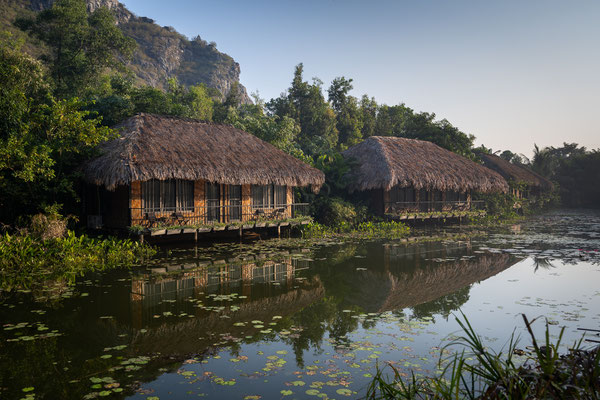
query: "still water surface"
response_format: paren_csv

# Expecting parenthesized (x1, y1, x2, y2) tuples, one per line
(1, 210, 599, 399)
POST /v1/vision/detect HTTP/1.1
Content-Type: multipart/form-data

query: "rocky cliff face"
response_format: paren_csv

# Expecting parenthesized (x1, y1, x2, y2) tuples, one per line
(30, 0, 130, 20)
(27, 0, 251, 103)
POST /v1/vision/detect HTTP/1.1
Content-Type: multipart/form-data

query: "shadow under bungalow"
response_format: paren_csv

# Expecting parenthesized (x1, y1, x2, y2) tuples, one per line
(81, 114, 325, 237)
(342, 136, 509, 220)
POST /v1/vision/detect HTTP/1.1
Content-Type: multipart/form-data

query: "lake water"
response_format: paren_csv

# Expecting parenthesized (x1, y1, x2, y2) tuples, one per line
(1, 209, 599, 399)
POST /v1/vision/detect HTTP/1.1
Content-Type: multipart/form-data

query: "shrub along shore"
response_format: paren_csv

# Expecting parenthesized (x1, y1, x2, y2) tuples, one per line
(0, 211, 154, 292)
(0, 231, 154, 292)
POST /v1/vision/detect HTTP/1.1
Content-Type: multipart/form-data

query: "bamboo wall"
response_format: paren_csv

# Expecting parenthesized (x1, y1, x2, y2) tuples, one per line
(130, 181, 142, 222)
(128, 180, 295, 226)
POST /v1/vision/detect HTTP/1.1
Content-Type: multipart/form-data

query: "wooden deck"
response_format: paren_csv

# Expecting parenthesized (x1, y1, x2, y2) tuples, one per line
(386, 210, 486, 222)
(137, 219, 311, 241)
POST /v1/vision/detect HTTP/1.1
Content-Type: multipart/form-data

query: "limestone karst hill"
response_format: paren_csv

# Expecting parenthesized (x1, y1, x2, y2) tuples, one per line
(2, 0, 251, 103)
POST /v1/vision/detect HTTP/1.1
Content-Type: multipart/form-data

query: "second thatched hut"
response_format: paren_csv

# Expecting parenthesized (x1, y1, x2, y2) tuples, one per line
(479, 153, 553, 200)
(342, 136, 508, 216)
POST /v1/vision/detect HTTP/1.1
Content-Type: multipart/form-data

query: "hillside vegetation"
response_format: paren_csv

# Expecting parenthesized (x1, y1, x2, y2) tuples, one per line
(2, 0, 250, 102)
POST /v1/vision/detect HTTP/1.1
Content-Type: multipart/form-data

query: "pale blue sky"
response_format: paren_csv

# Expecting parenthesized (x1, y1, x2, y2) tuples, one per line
(120, 0, 599, 157)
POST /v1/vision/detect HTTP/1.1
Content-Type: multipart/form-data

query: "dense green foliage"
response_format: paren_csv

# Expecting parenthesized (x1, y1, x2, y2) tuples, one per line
(478, 143, 600, 210)
(472, 185, 559, 225)
(0, 231, 154, 291)
(89, 75, 215, 126)
(15, 0, 135, 99)
(302, 195, 410, 239)
(0, 36, 116, 221)
(301, 220, 410, 240)
(367, 314, 600, 399)
(266, 63, 476, 159)
(532, 143, 600, 208)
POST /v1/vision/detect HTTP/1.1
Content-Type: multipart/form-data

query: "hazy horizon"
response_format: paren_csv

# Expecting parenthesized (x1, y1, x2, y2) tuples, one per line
(120, 0, 600, 158)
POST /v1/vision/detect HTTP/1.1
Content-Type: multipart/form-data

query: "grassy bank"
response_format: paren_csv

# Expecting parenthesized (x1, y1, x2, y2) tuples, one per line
(367, 313, 600, 399)
(300, 220, 410, 240)
(0, 231, 155, 291)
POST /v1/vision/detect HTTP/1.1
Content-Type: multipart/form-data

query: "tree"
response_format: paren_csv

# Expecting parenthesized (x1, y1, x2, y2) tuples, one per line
(530, 143, 600, 208)
(373, 103, 475, 157)
(86, 74, 136, 126)
(555, 149, 600, 207)
(267, 64, 338, 157)
(166, 78, 213, 121)
(213, 82, 241, 122)
(328, 77, 363, 149)
(532, 142, 586, 179)
(327, 77, 353, 112)
(0, 39, 114, 222)
(223, 93, 310, 164)
(358, 95, 378, 138)
(499, 150, 529, 165)
(17, 0, 135, 99)
(89, 76, 214, 125)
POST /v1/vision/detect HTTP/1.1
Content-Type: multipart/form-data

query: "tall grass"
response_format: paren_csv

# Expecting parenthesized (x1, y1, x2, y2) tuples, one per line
(0, 231, 155, 291)
(366, 313, 600, 399)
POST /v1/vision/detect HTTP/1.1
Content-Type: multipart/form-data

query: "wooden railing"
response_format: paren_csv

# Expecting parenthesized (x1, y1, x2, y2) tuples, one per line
(129, 203, 310, 228)
(384, 200, 484, 214)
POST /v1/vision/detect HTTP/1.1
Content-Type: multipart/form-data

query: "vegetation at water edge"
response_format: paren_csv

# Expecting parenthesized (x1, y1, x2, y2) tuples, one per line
(367, 313, 600, 399)
(0, 209, 154, 291)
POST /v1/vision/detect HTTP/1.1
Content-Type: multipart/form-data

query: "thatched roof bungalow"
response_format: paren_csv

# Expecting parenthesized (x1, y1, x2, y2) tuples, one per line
(342, 136, 508, 215)
(82, 114, 324, 229)
(479, 153, 553, 199)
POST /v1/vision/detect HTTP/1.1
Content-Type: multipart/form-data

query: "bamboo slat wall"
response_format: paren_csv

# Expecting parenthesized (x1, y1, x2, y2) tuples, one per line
(129, 180, 295, 225)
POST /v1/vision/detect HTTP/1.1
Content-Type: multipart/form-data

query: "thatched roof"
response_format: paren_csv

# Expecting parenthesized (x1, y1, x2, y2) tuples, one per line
(83, 113, 324, 191)
(342, 136, 508, 193)
(480, 153, 553, 190)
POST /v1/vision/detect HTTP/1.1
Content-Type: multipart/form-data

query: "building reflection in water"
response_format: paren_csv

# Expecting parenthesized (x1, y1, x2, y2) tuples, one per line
(126, 256, 323, 355)
(340, 240, 519, 315)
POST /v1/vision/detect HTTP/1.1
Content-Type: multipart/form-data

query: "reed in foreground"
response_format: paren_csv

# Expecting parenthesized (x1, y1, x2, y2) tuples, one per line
(366, 313, 600, 399)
